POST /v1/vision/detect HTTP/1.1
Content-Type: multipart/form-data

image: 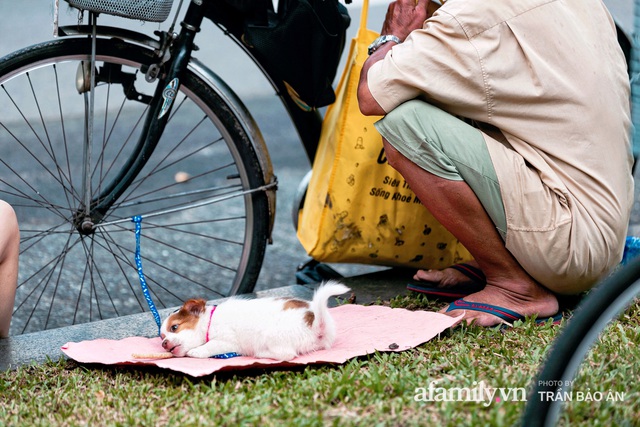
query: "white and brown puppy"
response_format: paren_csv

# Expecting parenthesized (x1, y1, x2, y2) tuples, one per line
(160, 281, 350, 361)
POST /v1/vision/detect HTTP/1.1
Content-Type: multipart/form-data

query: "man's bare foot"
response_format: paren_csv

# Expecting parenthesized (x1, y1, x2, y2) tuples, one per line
(441, 281, 559, 327)
(414, 261, 484, 288)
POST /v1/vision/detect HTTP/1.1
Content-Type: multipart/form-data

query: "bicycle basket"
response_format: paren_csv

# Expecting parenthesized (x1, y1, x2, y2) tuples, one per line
(65, 0, 174, 22)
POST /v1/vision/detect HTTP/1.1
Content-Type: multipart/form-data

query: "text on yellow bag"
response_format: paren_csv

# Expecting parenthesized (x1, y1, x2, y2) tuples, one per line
(297, 0, 472, 269)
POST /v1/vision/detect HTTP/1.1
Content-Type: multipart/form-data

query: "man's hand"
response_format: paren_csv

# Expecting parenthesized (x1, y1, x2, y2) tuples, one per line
(381, 0, 430, 42)
(358, 0, 430, 115)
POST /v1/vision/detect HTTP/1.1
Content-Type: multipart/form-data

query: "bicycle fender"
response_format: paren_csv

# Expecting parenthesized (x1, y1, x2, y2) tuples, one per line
(58, 25, 162, 51)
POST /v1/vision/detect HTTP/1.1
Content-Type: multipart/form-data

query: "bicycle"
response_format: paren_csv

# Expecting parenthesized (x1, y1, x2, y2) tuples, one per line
(0, 0, 348, 334)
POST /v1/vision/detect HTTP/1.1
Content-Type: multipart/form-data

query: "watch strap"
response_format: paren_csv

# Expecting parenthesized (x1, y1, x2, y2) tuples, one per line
(367, 35, 402, 55)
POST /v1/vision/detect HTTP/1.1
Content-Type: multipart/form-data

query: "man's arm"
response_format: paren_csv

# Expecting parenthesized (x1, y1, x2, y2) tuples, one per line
(357, 44, 396, 116)
(357, 0, 432, 116)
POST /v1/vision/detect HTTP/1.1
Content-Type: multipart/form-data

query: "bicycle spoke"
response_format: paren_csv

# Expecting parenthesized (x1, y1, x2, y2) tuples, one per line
(0, 175, 73, 219)
(14, 232, 78, 332)
(73, 235, 114, 324)
(116, 173, 241, 211)
(1, 86, 76, 200)
(53, 64, 74, 207)
(91, 218, 227, 304)
(91, 94, 149, 200)
(0, 123, 81, 214)
(19, 222, 74, 253)
(117, 115, 213, 203)
(44, 239, 74, 330)
(96, 226, 148, 310)
(27, 69, 72, 202)
(152, 217, 247, 246)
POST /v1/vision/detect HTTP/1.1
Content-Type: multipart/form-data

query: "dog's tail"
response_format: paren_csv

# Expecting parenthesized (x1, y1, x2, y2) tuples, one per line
(309, 281, 350, 347)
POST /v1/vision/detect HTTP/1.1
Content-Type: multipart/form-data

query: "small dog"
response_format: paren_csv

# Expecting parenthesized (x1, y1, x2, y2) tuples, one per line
(160, 281, 350, 361)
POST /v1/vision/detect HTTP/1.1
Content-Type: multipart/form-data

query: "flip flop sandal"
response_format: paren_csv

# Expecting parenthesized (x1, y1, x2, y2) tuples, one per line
(407, 263, 486, 299)
(445, 299, 564, 327)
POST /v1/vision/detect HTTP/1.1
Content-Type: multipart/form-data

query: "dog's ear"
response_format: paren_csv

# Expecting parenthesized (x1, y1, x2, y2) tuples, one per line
(182, 299, 207, 316)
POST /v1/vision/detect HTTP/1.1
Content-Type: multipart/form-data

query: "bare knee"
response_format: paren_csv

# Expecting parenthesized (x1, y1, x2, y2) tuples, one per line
(382, 138, 405, 170)
(0, 201, 19, 260)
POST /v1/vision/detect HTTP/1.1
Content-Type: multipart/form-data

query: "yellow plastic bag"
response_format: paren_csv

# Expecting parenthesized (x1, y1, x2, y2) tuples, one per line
(297, 0, 472, 269)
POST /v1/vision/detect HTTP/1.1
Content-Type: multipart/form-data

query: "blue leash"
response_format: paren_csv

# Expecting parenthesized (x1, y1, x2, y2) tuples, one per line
(132, 215, 239, 359)
(132, 215, 162, 335)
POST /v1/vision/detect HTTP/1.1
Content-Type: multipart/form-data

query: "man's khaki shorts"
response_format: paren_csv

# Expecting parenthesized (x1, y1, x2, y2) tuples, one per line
(375, 99, 507, 240)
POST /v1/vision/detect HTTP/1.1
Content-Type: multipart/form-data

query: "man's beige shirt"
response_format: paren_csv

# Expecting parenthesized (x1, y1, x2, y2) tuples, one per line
(367, 0, 633, 290)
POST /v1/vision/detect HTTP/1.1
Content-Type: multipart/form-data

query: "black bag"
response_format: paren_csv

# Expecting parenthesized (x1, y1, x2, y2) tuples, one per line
(204, 0, 273, 43)
(243, 0, 350, 110)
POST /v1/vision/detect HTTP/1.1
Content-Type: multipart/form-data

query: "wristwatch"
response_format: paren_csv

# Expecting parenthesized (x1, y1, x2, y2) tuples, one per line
(367, 35, 402, 56)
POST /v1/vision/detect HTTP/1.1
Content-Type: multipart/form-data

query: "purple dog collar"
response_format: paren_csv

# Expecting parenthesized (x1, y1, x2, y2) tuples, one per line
(205, 305, 216, 343)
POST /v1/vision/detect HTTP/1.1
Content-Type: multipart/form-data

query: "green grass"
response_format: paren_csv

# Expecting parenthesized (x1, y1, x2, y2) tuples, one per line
(1, 295, 638, 426)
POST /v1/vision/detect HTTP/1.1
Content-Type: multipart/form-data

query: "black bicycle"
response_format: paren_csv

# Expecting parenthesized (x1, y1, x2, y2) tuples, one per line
(0, 0, 349, 334)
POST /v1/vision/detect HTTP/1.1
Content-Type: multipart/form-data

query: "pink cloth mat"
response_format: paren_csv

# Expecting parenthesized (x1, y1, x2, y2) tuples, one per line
(62, 304, 462, 377)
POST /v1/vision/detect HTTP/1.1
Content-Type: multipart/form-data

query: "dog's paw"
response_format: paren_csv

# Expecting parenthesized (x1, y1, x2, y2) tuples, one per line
(186, 346, 213, 359)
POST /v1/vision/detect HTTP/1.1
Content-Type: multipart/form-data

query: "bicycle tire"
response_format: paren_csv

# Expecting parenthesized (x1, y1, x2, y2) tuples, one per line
(0, 37, 270, 334)
(522, 257, 640, 426)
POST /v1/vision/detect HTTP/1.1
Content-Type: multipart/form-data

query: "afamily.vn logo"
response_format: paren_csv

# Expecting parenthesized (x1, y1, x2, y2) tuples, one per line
(413, 380, 626, 407)
(414, 381, 526, 407)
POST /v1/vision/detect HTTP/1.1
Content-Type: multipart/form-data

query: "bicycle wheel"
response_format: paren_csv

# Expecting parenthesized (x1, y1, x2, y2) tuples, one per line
(0, 37, 271, 334)
(522, 257, 640, 426)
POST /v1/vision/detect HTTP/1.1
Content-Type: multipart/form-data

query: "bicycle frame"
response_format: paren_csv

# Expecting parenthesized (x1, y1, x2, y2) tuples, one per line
(55, 0, 325, 238)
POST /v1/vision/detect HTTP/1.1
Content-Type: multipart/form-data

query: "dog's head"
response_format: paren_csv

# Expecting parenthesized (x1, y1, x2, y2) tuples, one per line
(160, 298, 207, 357)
